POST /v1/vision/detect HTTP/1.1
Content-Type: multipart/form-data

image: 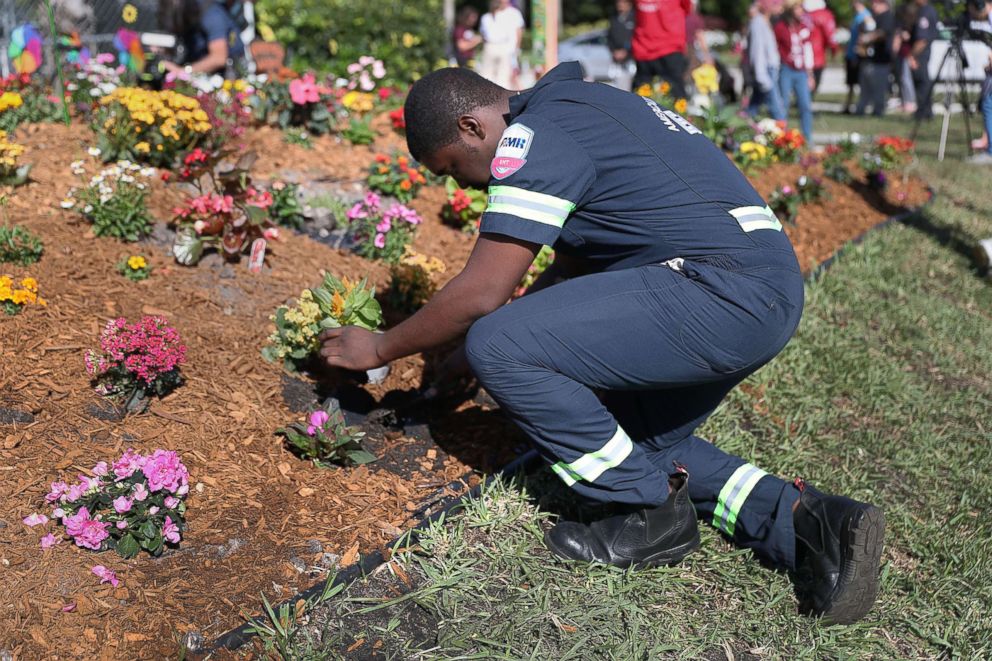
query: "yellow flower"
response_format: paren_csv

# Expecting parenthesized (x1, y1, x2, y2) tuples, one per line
(0, 92, 23, 112)
(402, 32, 419, 48)
(635, 84, 653, 97)
(674, 98, 688, 114)
(122, 3, 138, 23)
(691, 64, 719, 95)
(739, 141, 768, 160)
(658, 81, 672, 96)
(127, 256, 147, 270)
(20, 277, 37, 291)
(135, 141, 150, 153)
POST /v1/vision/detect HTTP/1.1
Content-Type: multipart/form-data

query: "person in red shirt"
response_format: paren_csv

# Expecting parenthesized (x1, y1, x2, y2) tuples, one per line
(774, 0, 816, 139)
(631, 0, 692, 99)
(803, 0, 838, 95)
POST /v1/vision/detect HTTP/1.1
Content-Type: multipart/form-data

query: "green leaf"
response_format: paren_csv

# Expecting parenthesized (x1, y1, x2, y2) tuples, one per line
(116, 533, 140, 559)
(347, 449, 378, 465)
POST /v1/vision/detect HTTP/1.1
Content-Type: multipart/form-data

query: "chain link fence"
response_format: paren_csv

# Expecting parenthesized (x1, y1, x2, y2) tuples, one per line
(0, 0, 163, 76)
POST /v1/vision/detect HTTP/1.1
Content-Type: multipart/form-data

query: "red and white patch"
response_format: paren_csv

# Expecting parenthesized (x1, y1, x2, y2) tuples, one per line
(490, 123, 534, 180)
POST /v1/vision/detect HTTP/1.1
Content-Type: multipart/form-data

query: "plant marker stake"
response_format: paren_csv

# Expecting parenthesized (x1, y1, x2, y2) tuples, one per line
(44, 0, 71, 126)
(248, 238, 266, 273)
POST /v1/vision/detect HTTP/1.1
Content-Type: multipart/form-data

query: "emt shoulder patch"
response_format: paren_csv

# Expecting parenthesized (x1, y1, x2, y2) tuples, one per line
(490, 123, 534, 180)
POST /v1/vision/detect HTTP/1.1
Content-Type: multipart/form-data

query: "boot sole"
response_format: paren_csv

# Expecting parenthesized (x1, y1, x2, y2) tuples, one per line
(543, 528, 701, 570)
(820, 504, 886, 625)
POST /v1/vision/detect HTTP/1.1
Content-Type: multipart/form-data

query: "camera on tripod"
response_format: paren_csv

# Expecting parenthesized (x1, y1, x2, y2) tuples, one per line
(941, 0, 992, 46)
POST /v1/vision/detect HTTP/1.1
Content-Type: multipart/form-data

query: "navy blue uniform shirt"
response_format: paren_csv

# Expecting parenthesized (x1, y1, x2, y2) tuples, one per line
(480, 62, 795, 272)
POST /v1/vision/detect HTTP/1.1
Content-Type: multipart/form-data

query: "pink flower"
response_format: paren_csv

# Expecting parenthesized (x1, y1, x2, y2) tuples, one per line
(95, 53, 115, 65)
(113, 448, 145, 480)
(164, 496, 180, 509)
(246, 187, 273, 209)
(112, 496, 132, 514)
(148, 506, 159, 515)
(374, 233, 386, 249)
(375, 218, 392, 233)
(40, 533, 61, 549)
(65, 483, 86, 503)
(64, 508, 110, 550)
(163, 516, 181, 544)
(116, 520, 127, 529)
(289, 73, 320, 105)
(193, 219, 206, 234)
(92, 462, 109, 477)
(359, 72, 374, 91)
(45, 481, 69, 503)
(364, 192, 381, 208)
(347, 202, 368, 221)
(23, 513, 49, 527)
(52, 508, 65, 519)
(91, 565, 120, 588)
(782, 185, 794, 195)
(346, 62, 362, 75)
(77, 475, 100, 492)
(141, 449, 189, 493)
(132, 482, 148, 501)
(263, 227, 280, 241)
(306, 409, 330, 436)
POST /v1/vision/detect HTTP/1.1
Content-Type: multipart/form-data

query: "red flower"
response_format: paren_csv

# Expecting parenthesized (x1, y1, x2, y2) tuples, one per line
(389, 107, 406, 130)
(160, 171, 172, 182)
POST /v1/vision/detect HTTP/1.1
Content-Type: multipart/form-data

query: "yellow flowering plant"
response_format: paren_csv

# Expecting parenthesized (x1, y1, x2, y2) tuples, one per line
(387, 248, 446, 313)
(0, 130, 30, 186)
(0, 274, 45, 315)
(262, 274, 383, 373)
(734, 141, 775, 174)
(117, 254, 152, 281)
(93, 87, 212, 167)
(0, 77, 63, 132)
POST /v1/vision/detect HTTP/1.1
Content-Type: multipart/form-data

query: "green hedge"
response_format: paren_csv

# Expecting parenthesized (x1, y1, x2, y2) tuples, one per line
(255, 0, 447, 85)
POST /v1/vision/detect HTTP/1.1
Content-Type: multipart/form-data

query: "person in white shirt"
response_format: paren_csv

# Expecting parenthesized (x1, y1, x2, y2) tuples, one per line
(478, 0, 525, 89)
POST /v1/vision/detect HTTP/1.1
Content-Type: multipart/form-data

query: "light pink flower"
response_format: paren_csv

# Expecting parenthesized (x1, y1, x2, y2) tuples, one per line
(289, 73, 320, 105)
(375, 218, 391, 233)
(132, 483, 148, 501)
(64, 508, 110, 550)
(23, 513, 49, 527)
(246, 187, 274, 209)
(113, 448, 145, 480)
(112, 496, 132, 514)
(176, 484, 189, 496)
(91, 565, 120, 588)
(164, 496, 180, 509)
(52, 508, 65, 519)
(374, 233, 386, 249)
(116, 520, 127, 529)
(163, 516, 181, 544)
(193, 219, 206, 234)
(263, 227, 280, 241)
(45, 481, 69, 503)
(40, 533, 61, 549)
(346, 62, 362, 75)
(148, 506, 159, 515)
(92, 461, 109, 476)
(65, 483, 86, 502)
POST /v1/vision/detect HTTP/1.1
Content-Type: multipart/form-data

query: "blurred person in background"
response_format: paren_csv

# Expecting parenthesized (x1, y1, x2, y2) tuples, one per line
(775, 0, 816, 139)
(479, 0, 525, 89)
(803, 0, 838, 95)
(843, 0, 873, 113)
(608, 0, 636, 66)
(907, 0, 939, 119)
(969, 0, 992, 163)
(159, 0, 246, 76)
(854, 0, 895, 116)
(748, 0, 786, 120)
(685, 0, 715, 68)
(453, 5, 484, 68)
(632, 0, 692, 99)
(893, 3, 918, 114)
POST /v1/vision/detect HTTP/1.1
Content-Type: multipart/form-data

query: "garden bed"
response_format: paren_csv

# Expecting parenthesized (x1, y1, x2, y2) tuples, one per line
(0, 118, 929, 660)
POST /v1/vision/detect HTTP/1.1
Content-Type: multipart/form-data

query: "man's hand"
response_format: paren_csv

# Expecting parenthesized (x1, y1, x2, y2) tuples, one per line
(318, 327, 384, 371)
(612, 48, 628, 63)
(808, 73, 816, 91)
(908, 55, 918, 70)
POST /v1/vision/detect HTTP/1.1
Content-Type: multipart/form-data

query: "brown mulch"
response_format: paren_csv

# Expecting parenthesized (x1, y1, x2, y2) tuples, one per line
(0, 117, 929, 660)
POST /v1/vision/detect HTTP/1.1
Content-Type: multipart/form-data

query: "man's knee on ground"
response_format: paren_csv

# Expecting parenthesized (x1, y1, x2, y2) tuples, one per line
(464, 310, 517, 385)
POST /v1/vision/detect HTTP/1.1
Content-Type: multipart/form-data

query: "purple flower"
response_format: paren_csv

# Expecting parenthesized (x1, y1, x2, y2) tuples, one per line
(65, 483, 86, 503)
(347, 202, 368, 220)
(306, 410, 330, 436)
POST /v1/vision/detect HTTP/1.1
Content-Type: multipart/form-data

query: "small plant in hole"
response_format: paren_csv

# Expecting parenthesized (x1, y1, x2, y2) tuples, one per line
(268, 181, 308, 230)
(0, 224, 43, 265)
(795, 174, 829, 205)
(117, 254, 152, 281)
(85, 316, 187, 414)
(277, 403, 376, 467)
(341, 116, 375, 146)
(282, 127, 313, 150)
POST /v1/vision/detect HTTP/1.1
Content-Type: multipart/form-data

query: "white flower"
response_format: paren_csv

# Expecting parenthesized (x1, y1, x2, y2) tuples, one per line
(60, 199, 75, 209)
(89, 88, 102, 97)
(87, 147, 102, 157)
(136, 183, 146, 190)
(849, 132, 862, 144)
(100, 193, 111, 204)
(89, 175, 104, 186)
(83, 205, 93, 213)
(139, 167, 155, 178)
(120, 174, 134, 184)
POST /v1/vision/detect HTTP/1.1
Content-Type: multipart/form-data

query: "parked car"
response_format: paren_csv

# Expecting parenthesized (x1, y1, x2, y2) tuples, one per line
(557, 29, 635, 90)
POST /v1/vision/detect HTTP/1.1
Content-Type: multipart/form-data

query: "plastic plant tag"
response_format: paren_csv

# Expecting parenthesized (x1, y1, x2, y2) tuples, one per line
(248, 238, 266, 273)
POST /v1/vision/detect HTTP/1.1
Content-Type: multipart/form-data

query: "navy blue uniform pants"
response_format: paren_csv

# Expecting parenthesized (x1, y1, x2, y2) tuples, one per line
(465, 248, 805, 569)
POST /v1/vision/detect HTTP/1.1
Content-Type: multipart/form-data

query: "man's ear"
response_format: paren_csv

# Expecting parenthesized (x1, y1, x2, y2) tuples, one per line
(457, 114, 487, 143)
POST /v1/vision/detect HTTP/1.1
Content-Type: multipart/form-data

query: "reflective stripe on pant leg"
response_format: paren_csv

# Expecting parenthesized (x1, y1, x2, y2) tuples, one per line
(712, 463, 768, 536)
(550, 426, 634, 487)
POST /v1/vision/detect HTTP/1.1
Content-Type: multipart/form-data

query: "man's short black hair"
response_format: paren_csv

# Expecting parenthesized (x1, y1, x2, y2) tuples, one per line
(404, 68, 505, 162)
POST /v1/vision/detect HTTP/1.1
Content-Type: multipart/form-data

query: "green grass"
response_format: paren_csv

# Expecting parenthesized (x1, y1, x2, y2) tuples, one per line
(265, 115, 992, 659)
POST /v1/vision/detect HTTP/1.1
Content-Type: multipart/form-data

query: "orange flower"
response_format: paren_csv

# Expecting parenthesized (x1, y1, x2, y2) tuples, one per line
(397, 156, 408, 168)
(400, 180, 412, 191)
(374, 154, 389, 164)
(378, 165, 388, 174)
(330, 290, 345, 318)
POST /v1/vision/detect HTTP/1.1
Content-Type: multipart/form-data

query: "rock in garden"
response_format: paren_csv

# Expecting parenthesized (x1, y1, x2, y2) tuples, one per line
(306, 539, 323, 554)
(180, 631, 204, 652)
(289, 556, 307, 573)
(319, 552, 340, 570)
(0, 407, 33, 424)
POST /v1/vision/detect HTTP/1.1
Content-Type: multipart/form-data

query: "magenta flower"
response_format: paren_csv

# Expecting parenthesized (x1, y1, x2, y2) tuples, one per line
(64, 508, 110, 550)
(23, 513, 49, 527)
(306, 410, 330, 436)
(40, 533, 61, 549)
(91, 565, 120, 588)
(374, 232, 386, 249)
(113, 448, 145, 480)
(141, 449, 189, 493)
(375, 218, 392, 233)
(163, 516, 181, 544)
(112, 496, 132, 514)
(347, 202, 368, 221)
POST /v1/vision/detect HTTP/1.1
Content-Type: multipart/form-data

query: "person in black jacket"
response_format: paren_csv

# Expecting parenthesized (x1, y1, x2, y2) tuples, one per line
(607, 0, 635, 65)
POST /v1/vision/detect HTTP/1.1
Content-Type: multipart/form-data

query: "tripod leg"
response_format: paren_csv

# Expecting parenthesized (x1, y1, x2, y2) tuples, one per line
(911, 45, 954, 143)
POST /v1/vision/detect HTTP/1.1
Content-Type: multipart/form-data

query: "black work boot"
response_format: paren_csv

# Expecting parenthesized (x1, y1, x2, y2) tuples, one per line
(544, 472, 700, 569)
(790, 479, 886, 624)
